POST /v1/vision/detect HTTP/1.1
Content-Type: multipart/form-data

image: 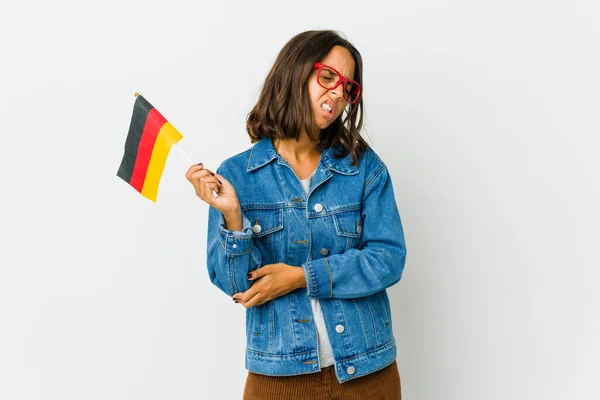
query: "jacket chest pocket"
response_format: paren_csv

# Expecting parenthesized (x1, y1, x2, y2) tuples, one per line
(243, 207, 285, 263)
(332, 208, 363, 251)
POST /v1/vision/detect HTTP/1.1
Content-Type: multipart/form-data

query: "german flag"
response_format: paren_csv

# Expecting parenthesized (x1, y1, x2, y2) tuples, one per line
(117, 94, 183, 202)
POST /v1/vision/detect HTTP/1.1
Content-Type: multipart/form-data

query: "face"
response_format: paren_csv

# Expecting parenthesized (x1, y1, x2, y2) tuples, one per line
(307, 45, 356, 135)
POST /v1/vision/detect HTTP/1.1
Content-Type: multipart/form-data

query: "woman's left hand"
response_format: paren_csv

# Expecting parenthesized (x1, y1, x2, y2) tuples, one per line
(232, 263, 307, 308)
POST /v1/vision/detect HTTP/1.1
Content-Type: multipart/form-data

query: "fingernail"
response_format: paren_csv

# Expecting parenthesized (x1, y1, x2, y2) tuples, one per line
(197, 162, 203, 166)
(209, 172, 223, 184)
(247, 274, 252, 279)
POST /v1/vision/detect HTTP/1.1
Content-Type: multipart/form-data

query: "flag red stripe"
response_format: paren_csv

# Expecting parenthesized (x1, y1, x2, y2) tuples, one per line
(129, 108, 168, 192)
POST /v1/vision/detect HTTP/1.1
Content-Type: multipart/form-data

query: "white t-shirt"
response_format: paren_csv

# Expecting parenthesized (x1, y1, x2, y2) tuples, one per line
(300, 176, 335, 368)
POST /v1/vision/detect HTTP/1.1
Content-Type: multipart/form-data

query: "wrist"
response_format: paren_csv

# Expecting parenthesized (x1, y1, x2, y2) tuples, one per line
(223, 204, 241, 219)
(223, 207, 242, 231)
(295, 266, 307, 290)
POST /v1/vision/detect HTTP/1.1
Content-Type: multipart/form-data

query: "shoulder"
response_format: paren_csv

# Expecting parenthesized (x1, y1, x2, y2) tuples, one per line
(358, 145, 388, 186)
(215, 145, 254, 176)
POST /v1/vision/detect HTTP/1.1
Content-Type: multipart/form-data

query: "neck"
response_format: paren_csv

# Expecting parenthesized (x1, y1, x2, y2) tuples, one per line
(273, 131, 320, 163)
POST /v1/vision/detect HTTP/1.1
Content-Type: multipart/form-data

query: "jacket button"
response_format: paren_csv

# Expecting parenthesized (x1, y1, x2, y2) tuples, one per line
(347, 366, 355, 375)
(335, 324, 345, 333)
(320, 248, 329, 256)
(313, 203, 323, 212)
(252, 224, 262, 233)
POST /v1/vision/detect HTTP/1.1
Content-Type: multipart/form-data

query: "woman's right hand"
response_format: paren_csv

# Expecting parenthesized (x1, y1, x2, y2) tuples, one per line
(185, 163, 241, 217)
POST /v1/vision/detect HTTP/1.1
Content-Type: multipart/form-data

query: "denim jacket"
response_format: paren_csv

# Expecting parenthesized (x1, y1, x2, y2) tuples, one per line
(206, 137, 407, 383)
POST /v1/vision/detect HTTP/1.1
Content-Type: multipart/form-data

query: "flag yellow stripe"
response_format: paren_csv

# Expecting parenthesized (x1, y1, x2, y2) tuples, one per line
(141, 122, 183, 202)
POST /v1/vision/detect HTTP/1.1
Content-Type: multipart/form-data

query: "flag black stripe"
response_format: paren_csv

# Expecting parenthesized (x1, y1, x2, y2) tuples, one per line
(117, 95, 154, 183)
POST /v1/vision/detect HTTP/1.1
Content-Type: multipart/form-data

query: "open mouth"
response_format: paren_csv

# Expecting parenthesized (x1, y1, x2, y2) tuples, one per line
(321, 102, 333, 114)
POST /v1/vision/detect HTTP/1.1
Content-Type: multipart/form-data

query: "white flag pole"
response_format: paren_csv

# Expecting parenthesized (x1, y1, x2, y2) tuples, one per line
(175, 142, 219, 198)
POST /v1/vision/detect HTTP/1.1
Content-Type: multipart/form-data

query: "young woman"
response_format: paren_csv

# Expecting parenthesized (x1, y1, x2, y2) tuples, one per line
(186, 30, 406, 399)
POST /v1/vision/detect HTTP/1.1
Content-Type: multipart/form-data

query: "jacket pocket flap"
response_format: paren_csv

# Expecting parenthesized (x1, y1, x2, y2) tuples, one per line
(243, 207, 284, 238)
(332, 209, 362, 238)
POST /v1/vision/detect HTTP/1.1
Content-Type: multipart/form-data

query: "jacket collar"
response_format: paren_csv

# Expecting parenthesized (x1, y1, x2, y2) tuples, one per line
(247, 137, 359, 175)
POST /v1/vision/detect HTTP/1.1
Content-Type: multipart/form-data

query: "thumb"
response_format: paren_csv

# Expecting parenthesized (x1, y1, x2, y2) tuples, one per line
(213, 173, 233, 190)
(210, 173, 237, 199)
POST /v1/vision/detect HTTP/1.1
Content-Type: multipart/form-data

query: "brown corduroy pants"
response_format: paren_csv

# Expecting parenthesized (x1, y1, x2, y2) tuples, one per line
(243, 359, 401, 400)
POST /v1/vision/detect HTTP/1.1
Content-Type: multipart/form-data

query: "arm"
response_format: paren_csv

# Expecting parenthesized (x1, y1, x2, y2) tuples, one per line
(301, 165, 407, 299)
(205, 169, 262, 297)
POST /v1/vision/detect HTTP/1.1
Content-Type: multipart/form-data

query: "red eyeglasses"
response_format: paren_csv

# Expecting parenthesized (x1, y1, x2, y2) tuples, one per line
(313, 62, 361, 104)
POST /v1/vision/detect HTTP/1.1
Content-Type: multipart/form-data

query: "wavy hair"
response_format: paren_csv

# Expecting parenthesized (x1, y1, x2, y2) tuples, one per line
(246, 30, 367, 165)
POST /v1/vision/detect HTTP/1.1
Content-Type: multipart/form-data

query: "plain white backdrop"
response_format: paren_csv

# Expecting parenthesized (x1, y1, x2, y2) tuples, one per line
(1, 1, 598, 399)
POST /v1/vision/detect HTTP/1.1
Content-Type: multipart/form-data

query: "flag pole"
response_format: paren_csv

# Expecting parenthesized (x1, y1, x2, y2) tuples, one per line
(177, 144, 195, 165)
(174, 142, 219, 199)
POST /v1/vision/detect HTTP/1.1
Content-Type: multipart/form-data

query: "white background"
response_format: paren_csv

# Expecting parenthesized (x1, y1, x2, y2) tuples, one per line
(1, 1, 598, 399)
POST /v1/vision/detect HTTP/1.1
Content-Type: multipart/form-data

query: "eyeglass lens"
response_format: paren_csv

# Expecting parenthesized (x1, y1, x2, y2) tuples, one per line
(317, 67, 360, 103)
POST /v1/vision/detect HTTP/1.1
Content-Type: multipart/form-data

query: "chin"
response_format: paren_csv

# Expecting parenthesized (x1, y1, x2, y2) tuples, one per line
(319, 121, 331, 129)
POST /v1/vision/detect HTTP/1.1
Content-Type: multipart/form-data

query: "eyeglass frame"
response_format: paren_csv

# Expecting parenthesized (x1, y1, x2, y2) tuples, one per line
(312, 62, 362, 104)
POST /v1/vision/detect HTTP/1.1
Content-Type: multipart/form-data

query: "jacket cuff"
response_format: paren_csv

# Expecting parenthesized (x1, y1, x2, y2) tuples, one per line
(218, 212, 254, 256)
(302, 258, 333, 299)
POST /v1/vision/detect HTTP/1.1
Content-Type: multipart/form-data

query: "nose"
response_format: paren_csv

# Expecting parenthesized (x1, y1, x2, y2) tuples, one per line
(330, 82, 345, 102)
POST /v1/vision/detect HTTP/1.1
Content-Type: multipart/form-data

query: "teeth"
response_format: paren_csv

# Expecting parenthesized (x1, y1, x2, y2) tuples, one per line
(321, 103, 332, 112)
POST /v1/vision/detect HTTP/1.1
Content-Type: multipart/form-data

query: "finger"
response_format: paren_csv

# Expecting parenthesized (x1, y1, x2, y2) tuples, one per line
(232, 296, 245, 307)
(191, 177, 206, 201)
(189, 169, 214, 181)
(244, 293, 265, 308)
(239, 301, 250, 309)
(237, 298, 252, 309)
(192, 175, 221, 191)
(247, 268, 262, 281)
(189, 173, 221, 202)
(191, 173, 217, 195)
(234, 287, 256, 304)
(191, 173, 221, 190)
(212, 172, 227, 187)
(200, 180, 221, 203)
(187, 165, 221, 184)
(250, 264, 273, 281)
(185, 163, 204, 181)
(198, 168, 224, 185)
(191, 172, 223, 195)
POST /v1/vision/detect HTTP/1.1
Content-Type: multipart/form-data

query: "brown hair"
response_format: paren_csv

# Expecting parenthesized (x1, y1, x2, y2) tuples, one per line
(246, 30, 368, 165)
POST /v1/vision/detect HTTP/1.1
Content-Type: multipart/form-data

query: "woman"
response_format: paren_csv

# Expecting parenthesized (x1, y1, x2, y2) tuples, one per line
(186, 30, 406, 399)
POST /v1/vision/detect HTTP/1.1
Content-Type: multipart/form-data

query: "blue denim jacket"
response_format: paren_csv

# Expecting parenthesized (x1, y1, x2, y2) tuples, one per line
(206, 137, 407, 383)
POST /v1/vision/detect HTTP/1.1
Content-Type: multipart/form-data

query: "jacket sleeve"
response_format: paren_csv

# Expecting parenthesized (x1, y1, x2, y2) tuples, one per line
(301, 164, 407, 299)
(206, 168, 262, 297)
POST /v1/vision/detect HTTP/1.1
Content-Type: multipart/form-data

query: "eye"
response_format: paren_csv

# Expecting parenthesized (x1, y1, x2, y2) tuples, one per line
(320, 69, 338, 82)
(345, 83, 353, 94)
